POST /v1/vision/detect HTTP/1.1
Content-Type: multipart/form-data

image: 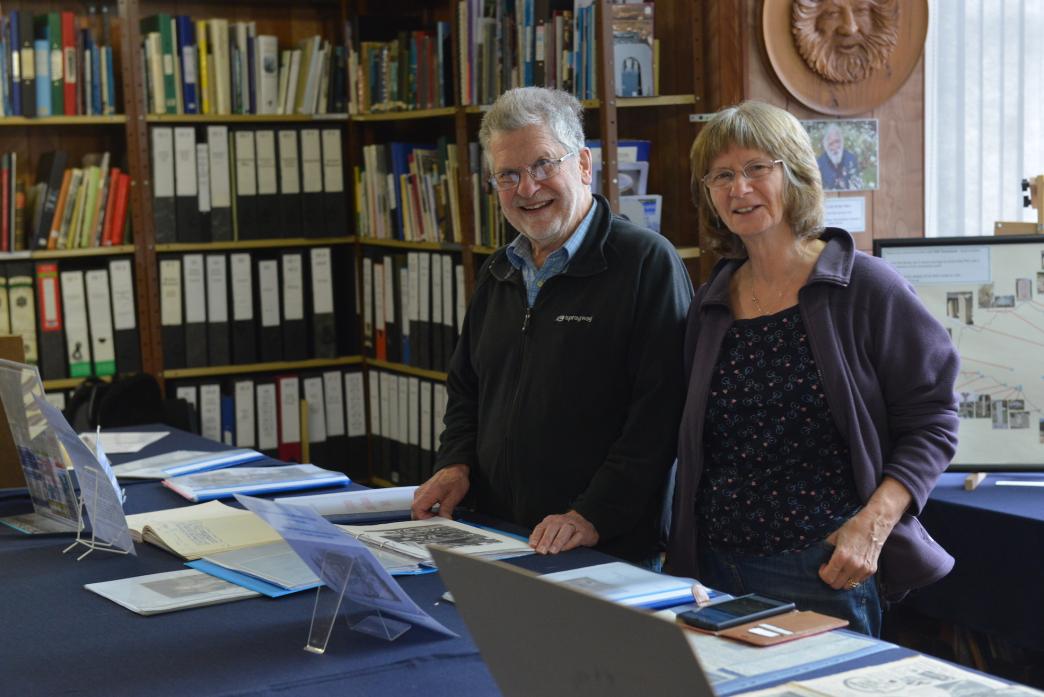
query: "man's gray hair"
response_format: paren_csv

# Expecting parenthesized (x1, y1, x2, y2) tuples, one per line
(478, 87, 586, 168)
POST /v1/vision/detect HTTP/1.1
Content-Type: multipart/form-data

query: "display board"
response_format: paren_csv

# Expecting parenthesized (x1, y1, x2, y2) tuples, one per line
(875, 236, 1044, 469)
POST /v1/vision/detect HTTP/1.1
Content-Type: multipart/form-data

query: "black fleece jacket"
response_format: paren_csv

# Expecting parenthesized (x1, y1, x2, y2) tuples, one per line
(435, 195, 693, 561)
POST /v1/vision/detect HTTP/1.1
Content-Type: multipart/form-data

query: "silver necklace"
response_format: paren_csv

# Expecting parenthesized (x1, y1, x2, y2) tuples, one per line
(749, 272, 785, 316)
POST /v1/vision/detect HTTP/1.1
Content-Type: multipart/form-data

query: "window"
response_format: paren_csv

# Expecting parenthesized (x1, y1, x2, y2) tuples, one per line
(925, 1, 1044, 237)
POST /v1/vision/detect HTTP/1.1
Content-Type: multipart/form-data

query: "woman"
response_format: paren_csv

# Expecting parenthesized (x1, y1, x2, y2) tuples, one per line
(665, 101, 959, 636)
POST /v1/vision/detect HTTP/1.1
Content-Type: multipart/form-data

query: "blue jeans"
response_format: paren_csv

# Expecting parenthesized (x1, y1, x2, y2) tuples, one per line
(697, 540, 882, 637)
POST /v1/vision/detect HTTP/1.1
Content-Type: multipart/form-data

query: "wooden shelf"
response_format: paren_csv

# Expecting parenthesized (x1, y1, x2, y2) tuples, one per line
(145, 113, 349, 123)
(358, 237, 464, 252)
(162, 356, 363, 380)
(366, 358, 448, 382)
(351, 107, 457, 122)
(618, 94, 697, 108)
(471, 245, 498, 255)
(44, 375, 111, 390)
(464, 94, 696, 114)
(21, 245, 137, 260)
(370, 476, 396, 488)
(675, 246, 701, 259)
(0, 115, 127, 127)
(155, 236, 355, 253)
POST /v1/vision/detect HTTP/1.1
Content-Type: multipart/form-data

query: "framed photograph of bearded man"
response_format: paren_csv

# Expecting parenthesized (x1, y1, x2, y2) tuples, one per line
(803, 118, 879, 192)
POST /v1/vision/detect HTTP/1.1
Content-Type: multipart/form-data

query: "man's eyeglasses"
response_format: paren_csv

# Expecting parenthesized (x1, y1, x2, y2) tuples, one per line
(702, 159, 784, 189)
(489, 151, 578, 192)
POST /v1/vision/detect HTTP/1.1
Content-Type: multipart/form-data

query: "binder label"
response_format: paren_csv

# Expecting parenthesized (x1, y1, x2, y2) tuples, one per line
(255, 131, 278, 195)
(310, 248, 335, 315)
(281, 254, 304, 322)
(206, 255, 228, 323)
(257, 383, 278, 451)
(258, 260, 279, 327)
(234, 380, 256, 448)
(323, 371, 346, 437)
(183, 254, 207, 324)
(230, 253, 254, 321)
(160, 259, 183, 326)
(303, 377, 327, 443)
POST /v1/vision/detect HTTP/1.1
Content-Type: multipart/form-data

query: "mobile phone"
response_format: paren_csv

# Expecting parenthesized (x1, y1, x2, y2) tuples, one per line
(677, 593, 795, 631)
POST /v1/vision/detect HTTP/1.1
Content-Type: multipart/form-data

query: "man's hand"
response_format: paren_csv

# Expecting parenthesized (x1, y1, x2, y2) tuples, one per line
(529, 510, 599, 555)
(411, 464, 470, 520)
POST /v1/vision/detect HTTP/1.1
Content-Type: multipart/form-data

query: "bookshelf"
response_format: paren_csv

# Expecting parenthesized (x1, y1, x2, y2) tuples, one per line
(2, 0, 703, 486)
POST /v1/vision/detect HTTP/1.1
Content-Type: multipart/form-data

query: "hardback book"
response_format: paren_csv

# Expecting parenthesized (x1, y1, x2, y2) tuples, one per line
(162, 463, 350, 502)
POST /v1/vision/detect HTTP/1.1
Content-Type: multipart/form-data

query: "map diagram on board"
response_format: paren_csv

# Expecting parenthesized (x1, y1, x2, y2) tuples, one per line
(879, 238, 1044, 467)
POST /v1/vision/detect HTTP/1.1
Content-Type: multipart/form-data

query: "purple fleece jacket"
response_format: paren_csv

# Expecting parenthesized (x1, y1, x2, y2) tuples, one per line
(665, 228, 960, 599)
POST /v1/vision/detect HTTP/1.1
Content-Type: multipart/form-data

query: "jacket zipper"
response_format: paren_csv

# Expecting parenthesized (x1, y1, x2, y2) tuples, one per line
(506, 281, 533, 443)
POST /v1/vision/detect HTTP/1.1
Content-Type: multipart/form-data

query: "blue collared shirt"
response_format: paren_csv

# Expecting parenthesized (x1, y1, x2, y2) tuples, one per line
(505, 200, 596, 307)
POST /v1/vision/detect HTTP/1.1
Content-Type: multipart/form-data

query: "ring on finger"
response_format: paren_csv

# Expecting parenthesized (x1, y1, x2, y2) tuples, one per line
(846, 579, 860, 590)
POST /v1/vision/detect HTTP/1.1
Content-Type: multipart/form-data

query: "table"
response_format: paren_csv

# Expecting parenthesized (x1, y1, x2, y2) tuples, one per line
(0, 428, 994, 697)
(907, 472, 1044, 652)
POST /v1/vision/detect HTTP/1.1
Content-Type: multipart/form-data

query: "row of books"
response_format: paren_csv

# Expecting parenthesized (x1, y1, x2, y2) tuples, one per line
(367, 369, 448, 486)
(458, 0, 596, 105)
(361, 251, 465, 374)
(141, 14, 349, 116)
(151, 125, 347, 243)
(0, 8, 118, 117)
(169, 367, 367, 476)
(6, 151, 131, 252)
(354, 139, 463, 243)
(157, 247, 356, 371)
(346, 22, 454, 114)
(0, 258, 141, 380)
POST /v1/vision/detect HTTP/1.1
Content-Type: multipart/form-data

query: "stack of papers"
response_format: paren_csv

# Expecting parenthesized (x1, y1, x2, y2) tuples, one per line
(276, 486, 417, 522)
(111, 448, 264, 479)
(541, 562, 700, 609)
(338, 518, 533, 565)
(163, 464, 350, 502)
(188, 538, 429, 597)
(124, 500, 283, 559)
(85, 569, 260, 615)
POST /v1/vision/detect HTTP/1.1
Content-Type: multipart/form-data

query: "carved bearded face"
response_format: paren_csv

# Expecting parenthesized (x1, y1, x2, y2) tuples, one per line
(792, 0, 899, 84)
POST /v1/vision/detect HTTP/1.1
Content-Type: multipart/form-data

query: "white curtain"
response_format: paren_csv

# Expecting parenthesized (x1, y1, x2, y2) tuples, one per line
(925, 0, 1044, 237)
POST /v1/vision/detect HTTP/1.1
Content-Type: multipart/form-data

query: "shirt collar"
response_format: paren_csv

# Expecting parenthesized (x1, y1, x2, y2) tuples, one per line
(506, 197, 596, 271)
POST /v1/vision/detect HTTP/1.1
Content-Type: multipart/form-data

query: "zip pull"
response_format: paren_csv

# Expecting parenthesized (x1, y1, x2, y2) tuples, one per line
(521, 307, 532, 334)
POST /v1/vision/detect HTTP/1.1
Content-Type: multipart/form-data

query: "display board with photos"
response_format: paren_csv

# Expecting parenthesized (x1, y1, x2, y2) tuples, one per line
(875, 235, 1044, 469)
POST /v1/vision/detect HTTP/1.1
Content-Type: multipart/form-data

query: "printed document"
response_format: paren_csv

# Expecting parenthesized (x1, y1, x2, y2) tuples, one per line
(740, 654, 1044, 696)
(86, 569, 259, 615)
(338, 518, 532, 564)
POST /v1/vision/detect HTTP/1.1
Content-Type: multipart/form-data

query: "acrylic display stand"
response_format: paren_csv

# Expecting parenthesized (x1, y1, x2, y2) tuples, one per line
(62, 468, 132, 561)
(304, 551, 411, 654)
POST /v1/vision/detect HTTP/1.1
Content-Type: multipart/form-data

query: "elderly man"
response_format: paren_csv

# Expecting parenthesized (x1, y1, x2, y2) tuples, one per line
(817, 123, 863, 191)
(410, 87, 692, 563)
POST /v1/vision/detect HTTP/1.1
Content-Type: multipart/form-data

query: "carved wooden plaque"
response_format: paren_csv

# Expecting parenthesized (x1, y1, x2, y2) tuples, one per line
(761, 0, 928, 116)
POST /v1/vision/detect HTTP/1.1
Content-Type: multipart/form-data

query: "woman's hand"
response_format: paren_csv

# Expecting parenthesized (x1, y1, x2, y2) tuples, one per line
(819, 476, 913, 590)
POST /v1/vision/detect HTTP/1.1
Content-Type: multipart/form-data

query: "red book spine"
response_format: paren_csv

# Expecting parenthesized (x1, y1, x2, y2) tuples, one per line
(1, 162, 10, 252)
(61, 12, 77, 116)
(100, 167, 120, 245)
(109, 173, 130, 245)
(36, 261, 63, 333)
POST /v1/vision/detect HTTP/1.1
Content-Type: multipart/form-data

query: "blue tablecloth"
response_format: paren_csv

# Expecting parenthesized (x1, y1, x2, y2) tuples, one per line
(908, 472, 1044, 651)
(0, 426, 968, 696)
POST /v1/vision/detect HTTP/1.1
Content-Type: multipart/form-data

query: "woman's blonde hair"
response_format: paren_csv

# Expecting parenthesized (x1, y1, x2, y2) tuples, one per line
(690, 101, 824, 258)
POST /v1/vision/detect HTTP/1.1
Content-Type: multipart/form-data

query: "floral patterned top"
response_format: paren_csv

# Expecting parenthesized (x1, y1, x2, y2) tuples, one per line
(698, 305, 861, 555)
